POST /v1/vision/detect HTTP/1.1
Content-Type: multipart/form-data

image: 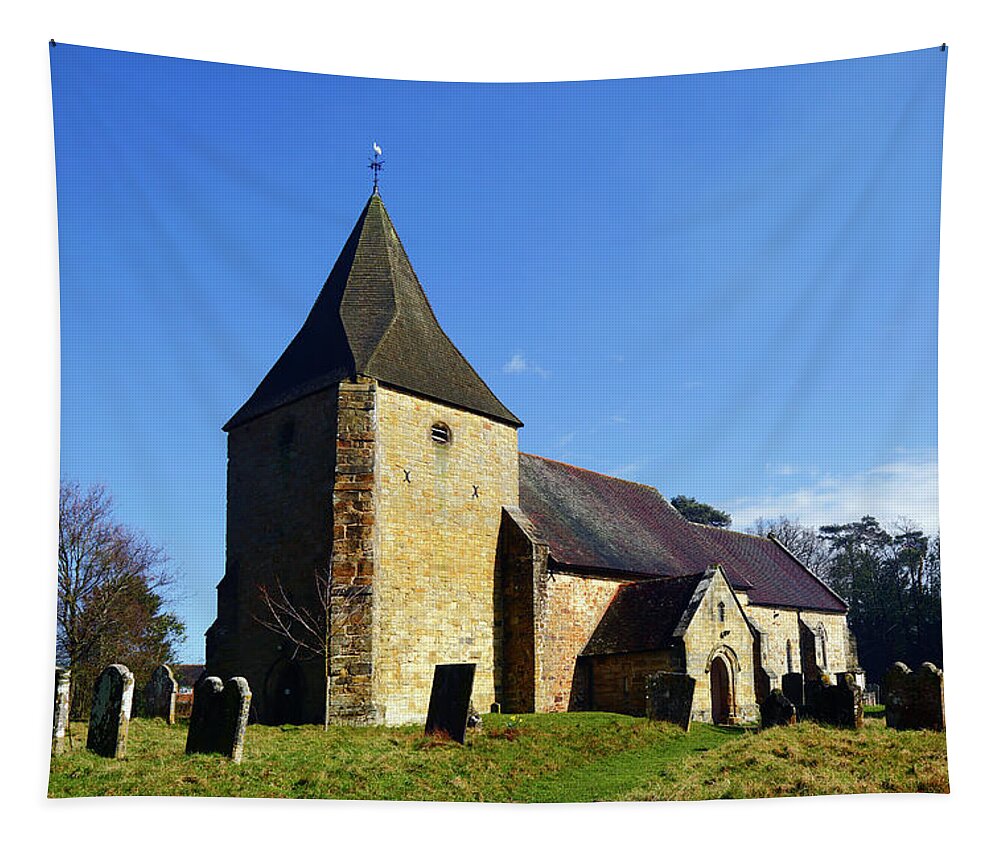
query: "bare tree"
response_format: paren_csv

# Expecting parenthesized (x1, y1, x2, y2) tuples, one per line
(58, 481, 181, 715)
(749, 515, 831, 576)
(255, 569, 368, 730)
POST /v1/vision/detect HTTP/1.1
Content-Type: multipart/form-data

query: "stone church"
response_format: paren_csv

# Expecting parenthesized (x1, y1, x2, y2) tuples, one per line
(205, 190, 860, 726)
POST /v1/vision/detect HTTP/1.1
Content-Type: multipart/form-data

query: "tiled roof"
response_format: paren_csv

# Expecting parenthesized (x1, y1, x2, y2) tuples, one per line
(518, 454, 733, 581)
(225, 193, 522, 430)
(580, 573, 706, 656)
(694, 526, 847, 613)
(518, 453, 847, 613)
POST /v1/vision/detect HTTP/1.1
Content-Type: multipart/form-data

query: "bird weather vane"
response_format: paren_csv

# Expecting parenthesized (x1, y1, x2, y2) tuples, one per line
(369, 142, 384, 192)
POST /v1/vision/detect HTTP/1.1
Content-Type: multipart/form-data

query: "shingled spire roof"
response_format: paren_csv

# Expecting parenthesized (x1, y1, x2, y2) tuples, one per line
(224, 192, 522, 430)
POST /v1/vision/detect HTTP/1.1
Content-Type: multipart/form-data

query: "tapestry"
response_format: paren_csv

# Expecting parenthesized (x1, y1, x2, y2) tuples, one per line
(48, 43, 947, 800)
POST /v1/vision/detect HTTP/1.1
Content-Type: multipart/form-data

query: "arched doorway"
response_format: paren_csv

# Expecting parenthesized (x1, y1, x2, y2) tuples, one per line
(710, 655, 734, 725)
(268, 660, 304, 725)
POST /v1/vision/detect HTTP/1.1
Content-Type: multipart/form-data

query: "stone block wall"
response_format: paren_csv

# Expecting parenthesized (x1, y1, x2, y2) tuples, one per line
(743, 606, 854, 683)
(208, 387, 340, 724)
(372, 384, 518, 724)
(683, 570, 758, 723)
(329, 379, 379, 723)
(534, 571, 625, 712)
(497, 508, 549, 713)
(799, 612, 852, 678)
(744, 607, 803, 678)
(586, 650, 681, 716)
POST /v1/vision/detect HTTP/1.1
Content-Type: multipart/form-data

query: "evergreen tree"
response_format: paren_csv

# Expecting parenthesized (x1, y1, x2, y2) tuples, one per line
(671, 495, 732, 527)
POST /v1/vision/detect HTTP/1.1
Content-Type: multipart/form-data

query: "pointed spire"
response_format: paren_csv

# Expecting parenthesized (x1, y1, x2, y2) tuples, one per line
(225, 193, 522, 430)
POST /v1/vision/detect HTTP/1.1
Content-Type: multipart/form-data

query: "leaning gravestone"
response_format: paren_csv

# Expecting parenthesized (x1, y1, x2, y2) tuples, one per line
(52, 667, 71, 754)
(186, 676, 252, 762)
(645, 671, 696, 731)
(425, 663, 476, 744)
(885, 662, 945, 731)
(144, 664, 178, 724)
(87, 664, 134, 758)
(760, 689, 797, 729)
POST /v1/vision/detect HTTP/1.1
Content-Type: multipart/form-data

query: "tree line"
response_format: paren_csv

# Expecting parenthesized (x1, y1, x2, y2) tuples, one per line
(672, 495, 943, 683)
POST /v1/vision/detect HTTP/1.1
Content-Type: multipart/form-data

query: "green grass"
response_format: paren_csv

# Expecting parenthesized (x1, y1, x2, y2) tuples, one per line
(627, 718, 948, 800)
(48, 712, 947, 802)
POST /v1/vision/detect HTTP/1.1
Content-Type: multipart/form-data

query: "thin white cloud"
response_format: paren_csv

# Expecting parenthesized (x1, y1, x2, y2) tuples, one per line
(502, 352, 549, 377)
(610, 461, 643, 479)
(726, 455, 939, 533)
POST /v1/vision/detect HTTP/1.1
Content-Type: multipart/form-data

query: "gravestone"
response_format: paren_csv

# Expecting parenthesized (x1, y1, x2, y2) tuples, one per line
(52, 667, 71, 754)
(144, 664, 178, 724)
(781, 672, 805, 710)
(645, 671, 696, 731)
(760, 689, 797, 729)
(86, 664, 134, 758)
(424, 663, 476, 744)
(807, 673, 863, 728)
(885, 662, 945, 731)
(186, 676, 252, 762)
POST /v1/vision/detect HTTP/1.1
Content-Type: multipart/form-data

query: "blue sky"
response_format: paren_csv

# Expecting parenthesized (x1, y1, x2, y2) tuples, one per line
(51, 44, 945, 662)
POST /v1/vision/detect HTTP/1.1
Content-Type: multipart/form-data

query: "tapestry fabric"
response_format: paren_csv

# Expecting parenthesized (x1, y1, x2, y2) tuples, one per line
(49, 43, 947, 800)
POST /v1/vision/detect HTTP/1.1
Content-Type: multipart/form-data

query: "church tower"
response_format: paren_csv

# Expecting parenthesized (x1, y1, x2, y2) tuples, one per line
(206, 191, 522, 725)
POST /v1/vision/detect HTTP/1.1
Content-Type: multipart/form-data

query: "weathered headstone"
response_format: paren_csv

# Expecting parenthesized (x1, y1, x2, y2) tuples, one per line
(185, 676, 252, 762)
(86, 664, 134, 758)
(52, 667, 71, 754)
(144, 664, 178, 724)
(186, 676, 223, 754)
(645, 671, 696, 731)
(221, 677, 252, 762)
(885, 662, 945, 731)
(806, 673, 863, 729)
(760, 688, 797, 729)
(425, 663, 476, 744)
(781, 672, 805, 710)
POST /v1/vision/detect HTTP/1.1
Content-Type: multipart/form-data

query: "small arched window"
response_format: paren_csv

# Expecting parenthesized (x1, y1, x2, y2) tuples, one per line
(430, 422, 452, 445)
(717, 601, 725, 623)
(786, 639, 794, 673)
(818, 625, 828, 669)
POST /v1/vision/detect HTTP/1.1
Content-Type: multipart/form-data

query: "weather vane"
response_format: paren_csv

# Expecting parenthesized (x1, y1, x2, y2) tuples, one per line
(369, 141, 384, 193)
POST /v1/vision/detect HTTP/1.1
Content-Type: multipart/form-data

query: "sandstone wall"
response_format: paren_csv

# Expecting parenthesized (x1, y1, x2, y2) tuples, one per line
(743, 606, 853, 681)
(208, 387, 339, 724)
(798, 611, 852, 676)
(497, 508, 549, 713)
(683, 571, 758, 723)
(535, 571, 625, 712)
(586, 649, 681, 716)
(372, 384, 518, 724)
(744, 607, 803, 678)
(328, 379, 379, 723)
